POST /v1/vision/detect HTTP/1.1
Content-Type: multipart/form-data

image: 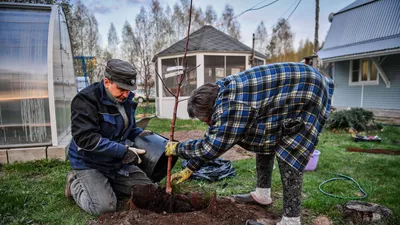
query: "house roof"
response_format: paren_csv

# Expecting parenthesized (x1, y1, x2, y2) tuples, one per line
(153, 25, 266, 61)
(318, 0, 400, 61)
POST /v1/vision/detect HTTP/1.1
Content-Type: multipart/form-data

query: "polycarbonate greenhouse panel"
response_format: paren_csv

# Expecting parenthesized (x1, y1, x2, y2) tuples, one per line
(52, 6, 75, 139)
(0, 8, 52, 147)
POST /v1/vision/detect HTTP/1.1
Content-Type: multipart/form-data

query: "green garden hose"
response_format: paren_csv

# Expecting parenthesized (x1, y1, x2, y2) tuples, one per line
(319, 173, 368, 199)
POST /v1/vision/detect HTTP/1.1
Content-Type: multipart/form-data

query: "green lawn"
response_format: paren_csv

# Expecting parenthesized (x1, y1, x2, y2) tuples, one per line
(0, 118, 399, 224)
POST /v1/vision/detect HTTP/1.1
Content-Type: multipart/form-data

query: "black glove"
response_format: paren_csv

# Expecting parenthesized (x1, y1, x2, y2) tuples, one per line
(122, 147, 146, 165)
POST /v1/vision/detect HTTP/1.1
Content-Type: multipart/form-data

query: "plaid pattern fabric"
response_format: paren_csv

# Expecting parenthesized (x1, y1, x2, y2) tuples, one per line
(176, 63, 334, 172)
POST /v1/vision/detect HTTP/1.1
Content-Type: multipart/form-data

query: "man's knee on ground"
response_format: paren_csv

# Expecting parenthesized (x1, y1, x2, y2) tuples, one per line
(87, 198, 117, 215)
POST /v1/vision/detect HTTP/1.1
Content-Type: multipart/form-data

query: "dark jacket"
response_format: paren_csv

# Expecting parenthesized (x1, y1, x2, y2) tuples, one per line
(68, 80, 143, 177)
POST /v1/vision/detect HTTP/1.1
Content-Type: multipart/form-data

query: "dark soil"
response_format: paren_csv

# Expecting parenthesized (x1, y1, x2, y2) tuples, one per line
(87, 185, 279, 225)
(347, 147, 400, 155)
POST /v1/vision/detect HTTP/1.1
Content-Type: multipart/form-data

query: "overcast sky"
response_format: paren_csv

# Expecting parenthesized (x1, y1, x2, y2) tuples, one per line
(72, 0, 355, 51)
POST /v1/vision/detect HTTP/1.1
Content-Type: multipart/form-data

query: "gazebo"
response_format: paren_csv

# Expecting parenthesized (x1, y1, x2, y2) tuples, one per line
(0, 3, 75, 163)
(153, 25, 266, 119)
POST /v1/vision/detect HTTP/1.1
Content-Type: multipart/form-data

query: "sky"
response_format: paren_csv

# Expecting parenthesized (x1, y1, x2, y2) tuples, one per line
(72, 0, 355, 51)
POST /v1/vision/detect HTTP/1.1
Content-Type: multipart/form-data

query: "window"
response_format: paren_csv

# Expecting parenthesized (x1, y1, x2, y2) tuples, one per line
(226, 56, 245, 75)
(350, 59, 378, 85)
(161, 56, 197, 97)
(204, 55, 246, 83)
(254, 58, 265, 66)
(204, 56, 224, 83)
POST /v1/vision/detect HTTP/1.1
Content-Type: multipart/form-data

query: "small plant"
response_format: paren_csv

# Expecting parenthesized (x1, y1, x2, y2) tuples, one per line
(326, 108, 376, 131)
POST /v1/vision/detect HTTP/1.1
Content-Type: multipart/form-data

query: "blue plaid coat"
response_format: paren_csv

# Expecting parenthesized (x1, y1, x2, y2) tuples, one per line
(176, 63, 334, 172)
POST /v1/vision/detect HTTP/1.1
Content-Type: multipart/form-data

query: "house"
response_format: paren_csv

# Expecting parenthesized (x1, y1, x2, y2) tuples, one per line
(152, 25, 266, 119)
(0, 3, 75, 163)
(318, 0, 400, 122)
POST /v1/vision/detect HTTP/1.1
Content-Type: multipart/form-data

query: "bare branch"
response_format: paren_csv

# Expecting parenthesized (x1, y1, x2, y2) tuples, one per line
(178, 98, 189, 103)
(154, 68, 176, 97)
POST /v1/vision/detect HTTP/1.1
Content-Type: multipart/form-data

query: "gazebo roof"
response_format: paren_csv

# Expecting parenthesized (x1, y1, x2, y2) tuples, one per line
(153, 25, 266, 61)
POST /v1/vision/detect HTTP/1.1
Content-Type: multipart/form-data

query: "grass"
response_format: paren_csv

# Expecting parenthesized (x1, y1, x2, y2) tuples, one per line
(0, 119, 399, 225)
(135, 102, 156, 116)
(0, 160, 94, 225)
(146, 117, 208, 133)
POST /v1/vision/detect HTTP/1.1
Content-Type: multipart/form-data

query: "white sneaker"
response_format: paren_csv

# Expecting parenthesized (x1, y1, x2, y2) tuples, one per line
(276, 216, 301, 225)
(250, 188, 272, 205)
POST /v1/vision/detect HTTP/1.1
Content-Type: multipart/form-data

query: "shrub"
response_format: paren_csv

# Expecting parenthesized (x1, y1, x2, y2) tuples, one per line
(325, 108, 376, 131)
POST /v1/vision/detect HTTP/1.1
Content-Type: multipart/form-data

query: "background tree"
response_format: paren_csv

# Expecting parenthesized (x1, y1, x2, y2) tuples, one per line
(164, 5, 175, 46)
(191, 6, 204, 32)
(171, 2, 185, 41)
(220, 4, 241, 40)
(121, 21, 136, 65)
(151, 0, 168, 55)
(266, 18, 294, 62)
(107, 22, 120, 58)
(133, 7, 155, 103)
(255, 21, 268, 55)
(204, 5, 217, 25)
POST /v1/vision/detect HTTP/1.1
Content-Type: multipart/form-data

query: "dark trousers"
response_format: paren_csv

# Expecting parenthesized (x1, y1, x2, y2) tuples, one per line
(256, 153, 303, 217)
(68, 166, 155, 215)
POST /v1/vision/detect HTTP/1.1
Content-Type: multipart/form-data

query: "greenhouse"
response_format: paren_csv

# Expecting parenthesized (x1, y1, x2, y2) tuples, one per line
(0, 3, 75, 153)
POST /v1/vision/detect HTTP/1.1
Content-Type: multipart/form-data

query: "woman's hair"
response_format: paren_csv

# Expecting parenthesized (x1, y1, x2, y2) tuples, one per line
(187, 83, 219, 119)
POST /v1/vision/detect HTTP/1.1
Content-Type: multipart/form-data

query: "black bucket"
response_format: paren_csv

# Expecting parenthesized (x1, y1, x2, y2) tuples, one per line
(133, 133, 178, 182)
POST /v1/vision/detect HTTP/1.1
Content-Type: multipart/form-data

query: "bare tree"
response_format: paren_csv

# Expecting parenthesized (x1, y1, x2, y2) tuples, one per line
(220, 4, 241, 40)
(86, 14, 101, 56)
(121, 21, 136, 65)
(107, 23, 120, 58)
(204, 5, 217, 25)
(164, 5, 175, 46)
(171, 2, 185, 41)
(266, 18, 294, 62)
(133, 7, 155, 103)
(255, 21, 268, 55)
(151, 0, 168, 55)
(191, 6, 204, 32)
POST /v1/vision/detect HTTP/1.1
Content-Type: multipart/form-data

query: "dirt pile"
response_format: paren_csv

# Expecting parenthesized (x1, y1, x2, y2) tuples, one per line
(129, 185, 208, 213)
(87, 185, 279, 225)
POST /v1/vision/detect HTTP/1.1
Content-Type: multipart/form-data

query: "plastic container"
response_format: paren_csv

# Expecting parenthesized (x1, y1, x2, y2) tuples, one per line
(304, 149, 320, 171)
(133, 133, 178, 182)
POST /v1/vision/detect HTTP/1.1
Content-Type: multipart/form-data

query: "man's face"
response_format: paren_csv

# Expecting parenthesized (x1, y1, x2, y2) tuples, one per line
(104, 78, 130, 102)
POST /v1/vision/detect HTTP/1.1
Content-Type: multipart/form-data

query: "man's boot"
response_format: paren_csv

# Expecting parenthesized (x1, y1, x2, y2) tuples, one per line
(65, 171, 75, 200)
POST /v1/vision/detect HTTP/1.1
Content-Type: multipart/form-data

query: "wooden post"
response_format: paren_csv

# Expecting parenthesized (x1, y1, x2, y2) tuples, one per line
(313, 0, 319, 66)
(251, 33, 255, 67)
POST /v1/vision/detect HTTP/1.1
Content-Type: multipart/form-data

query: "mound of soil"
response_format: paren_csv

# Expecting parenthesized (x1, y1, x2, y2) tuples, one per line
(87, 185, 279, 225)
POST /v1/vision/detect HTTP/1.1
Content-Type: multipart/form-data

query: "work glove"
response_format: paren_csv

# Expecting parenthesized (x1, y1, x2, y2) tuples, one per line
(138, 130, 153, 137)
(122, 147, 146, 165)
(165, 141, 179, 156)
(171, 167, 193, 184)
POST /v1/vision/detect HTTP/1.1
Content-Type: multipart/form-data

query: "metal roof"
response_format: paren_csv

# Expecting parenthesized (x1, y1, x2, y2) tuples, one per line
(0, 2, 53, 10)
(335, 0, 375, 14)
(153, 25, 266, 61)
(318, 0, 400, 61)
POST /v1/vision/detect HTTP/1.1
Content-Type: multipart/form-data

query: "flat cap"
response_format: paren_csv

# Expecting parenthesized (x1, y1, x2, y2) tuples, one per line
(105, 59, 137, 91)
